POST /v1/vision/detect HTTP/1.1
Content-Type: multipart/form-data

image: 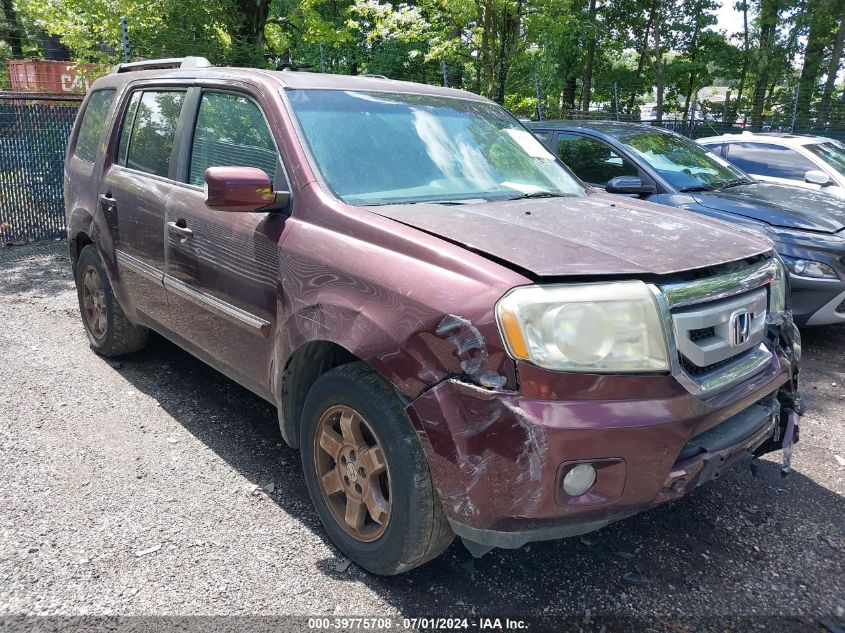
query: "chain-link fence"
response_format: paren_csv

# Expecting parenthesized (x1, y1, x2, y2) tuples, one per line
(0, 93, 82, 244)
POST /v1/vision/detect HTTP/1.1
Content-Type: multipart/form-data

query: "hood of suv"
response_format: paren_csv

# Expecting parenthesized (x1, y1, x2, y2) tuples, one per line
(691, 182, 845, 233)
(368, 192, 772, 277)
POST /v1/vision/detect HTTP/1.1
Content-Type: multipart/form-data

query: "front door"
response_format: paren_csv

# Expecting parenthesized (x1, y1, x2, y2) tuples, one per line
(103, 88, 187, 326)
(164, 89, 286, 395)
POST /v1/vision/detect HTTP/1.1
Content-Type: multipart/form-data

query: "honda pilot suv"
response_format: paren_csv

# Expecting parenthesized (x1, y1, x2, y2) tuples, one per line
(65, 57, 802, 575)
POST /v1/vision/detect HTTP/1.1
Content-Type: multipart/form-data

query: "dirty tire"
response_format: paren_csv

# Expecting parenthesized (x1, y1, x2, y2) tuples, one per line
(76, 245, 148, 357)
(300, 362, 453, 575)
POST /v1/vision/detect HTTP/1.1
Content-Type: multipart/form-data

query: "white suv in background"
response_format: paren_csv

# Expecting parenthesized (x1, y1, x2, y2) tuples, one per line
(698, 132, 845, 200)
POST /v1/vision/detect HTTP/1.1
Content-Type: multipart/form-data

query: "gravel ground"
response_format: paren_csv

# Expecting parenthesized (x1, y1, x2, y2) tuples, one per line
(0, 241, 843, 631)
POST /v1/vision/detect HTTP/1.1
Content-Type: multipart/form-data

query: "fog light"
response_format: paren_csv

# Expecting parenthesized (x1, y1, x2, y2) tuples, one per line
(562, 464, 597, 497)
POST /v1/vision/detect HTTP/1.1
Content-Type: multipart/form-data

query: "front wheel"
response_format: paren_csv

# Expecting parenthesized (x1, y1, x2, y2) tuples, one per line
(300, 362, 453, 575)
(76, 245, 148, 356)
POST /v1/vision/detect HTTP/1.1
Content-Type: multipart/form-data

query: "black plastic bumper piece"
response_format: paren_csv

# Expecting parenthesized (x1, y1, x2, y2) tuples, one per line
(677, 402, 773, 463)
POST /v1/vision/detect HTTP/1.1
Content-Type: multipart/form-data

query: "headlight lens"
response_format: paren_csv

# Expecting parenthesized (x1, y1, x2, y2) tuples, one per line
(496, 281, 669, 372)
(781, 256, 838, 280)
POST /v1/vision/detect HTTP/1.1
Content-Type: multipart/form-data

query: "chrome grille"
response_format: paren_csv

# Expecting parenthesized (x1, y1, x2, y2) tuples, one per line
(652, 257, 780, 396)
(672, 288, 767, 369)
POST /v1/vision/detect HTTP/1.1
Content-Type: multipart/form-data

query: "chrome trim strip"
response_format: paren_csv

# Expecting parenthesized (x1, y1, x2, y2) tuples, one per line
(116, 250, 164, 285)
(661, 258, 778, 309)
(675, 345, 774, 396)
(163, 275, 270, 336)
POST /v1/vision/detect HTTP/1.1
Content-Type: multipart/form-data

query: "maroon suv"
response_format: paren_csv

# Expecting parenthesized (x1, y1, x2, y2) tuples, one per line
(64, 57, 802, 574)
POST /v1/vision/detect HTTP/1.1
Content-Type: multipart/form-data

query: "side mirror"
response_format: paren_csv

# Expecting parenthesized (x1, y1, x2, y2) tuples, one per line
(605, 175, 656, 195)
(204, 166, 289, 212)
(804, 170, 832, 186)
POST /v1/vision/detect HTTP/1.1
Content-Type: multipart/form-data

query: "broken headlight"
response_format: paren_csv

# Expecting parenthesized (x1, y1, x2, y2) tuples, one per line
(496, 281, 669, 372)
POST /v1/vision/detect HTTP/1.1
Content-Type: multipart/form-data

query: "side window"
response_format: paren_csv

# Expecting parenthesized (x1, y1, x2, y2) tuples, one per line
(189, 91, 278, 186)
(116, 91, 141, 166)
(73, 89, 116, 162)
(125, 90, 186, 178)
(556, 134, 638, 185)
(701, 142, 725, 157)
(726, 142, 816, 179)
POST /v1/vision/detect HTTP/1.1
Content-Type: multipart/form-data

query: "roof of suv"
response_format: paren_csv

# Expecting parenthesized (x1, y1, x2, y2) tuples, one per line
(698, 131, 837, 147)
(92, 63, 488, 102)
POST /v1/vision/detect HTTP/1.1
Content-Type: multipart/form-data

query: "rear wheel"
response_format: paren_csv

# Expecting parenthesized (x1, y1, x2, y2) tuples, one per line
(76, 245, 148, 356)
(300, 362, 453, 574)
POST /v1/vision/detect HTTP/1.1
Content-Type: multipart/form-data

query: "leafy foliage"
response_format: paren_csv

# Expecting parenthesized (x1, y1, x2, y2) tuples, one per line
(2, 0, 843, 125)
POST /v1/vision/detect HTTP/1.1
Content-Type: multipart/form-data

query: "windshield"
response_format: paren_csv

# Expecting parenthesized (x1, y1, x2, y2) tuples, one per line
(805, 141, 845, 177)
(288, 90, 585, 205)
(610, 129, 750, 191)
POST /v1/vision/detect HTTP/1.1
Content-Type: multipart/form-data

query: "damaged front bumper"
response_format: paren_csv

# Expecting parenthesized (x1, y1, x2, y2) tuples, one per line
(406, 326, 801, 554)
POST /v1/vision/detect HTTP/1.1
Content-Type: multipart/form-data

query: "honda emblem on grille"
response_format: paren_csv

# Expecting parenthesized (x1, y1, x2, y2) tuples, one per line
(729, 309, 752, 347)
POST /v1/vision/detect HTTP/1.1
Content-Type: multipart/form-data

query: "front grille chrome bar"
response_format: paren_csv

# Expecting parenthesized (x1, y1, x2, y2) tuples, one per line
(661, 258, 778, 309)
(649, 257, 780, 396)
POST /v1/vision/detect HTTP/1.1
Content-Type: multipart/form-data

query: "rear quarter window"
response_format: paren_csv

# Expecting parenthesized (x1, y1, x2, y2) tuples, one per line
(73, 89, 116, 162)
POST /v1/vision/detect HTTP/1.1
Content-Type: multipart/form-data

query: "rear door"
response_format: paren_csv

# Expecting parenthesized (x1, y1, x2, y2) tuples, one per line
(102, 87, 187, 327)
(65, 88, 117, 249)
(163, 87, 286, 395)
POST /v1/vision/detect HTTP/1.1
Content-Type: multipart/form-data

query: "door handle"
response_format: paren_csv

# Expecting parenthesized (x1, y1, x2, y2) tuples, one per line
(167, 221, 193, 239)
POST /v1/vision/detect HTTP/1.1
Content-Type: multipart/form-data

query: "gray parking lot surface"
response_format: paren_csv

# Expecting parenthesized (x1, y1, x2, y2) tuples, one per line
(0, 242, 843, 631)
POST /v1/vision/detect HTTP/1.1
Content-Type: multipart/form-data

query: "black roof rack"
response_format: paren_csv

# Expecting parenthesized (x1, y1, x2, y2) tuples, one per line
(111, 56, 212, 74)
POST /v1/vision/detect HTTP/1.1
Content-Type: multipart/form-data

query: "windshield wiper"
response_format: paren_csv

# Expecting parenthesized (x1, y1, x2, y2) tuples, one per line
(717, 178, 751, 190)
(505, 191, 566, 200)
(678, 184, 716, 192)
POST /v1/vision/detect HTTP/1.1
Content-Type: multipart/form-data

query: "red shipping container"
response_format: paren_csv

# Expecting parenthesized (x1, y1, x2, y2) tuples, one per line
(6, 59, 102, 94)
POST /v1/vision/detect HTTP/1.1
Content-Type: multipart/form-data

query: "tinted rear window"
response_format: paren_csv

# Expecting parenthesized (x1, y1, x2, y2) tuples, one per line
(74, 90, 116, 162)
(125, 90, 186, 178)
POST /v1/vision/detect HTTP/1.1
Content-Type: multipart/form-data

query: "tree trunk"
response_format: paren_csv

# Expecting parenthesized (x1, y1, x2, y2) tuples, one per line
(651, 0, 664, 123)
(480, 0, 495, 99)
(818, 15, 845, 126)
(729, 1, 750, 123)
(562, 76, 577, 111)
(627, 0, 658, 113)
(2, 0, 24, 58)
(492, 0, 524, 105)
(795, 0, 829, 128)
(229, 0, 271, 65)
(751, 0, 780, 132)
(580, 0, 598, 113)
(682, 22, 701, 124)
(683, 70, 698, 124)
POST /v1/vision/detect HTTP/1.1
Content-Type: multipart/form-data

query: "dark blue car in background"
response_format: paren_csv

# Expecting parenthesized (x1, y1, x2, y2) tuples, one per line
(528, 120, 845, 326)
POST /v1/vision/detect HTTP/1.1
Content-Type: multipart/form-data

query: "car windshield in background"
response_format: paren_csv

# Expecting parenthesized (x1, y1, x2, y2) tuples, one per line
(611, 129, 750, 191)
(288, 90, 585, 205)
(805, 141, 845, 177)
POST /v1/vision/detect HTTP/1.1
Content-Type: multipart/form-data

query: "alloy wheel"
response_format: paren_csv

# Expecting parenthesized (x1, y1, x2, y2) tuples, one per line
(314, 404, 392, 542)
(81, 265, 107, 340)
